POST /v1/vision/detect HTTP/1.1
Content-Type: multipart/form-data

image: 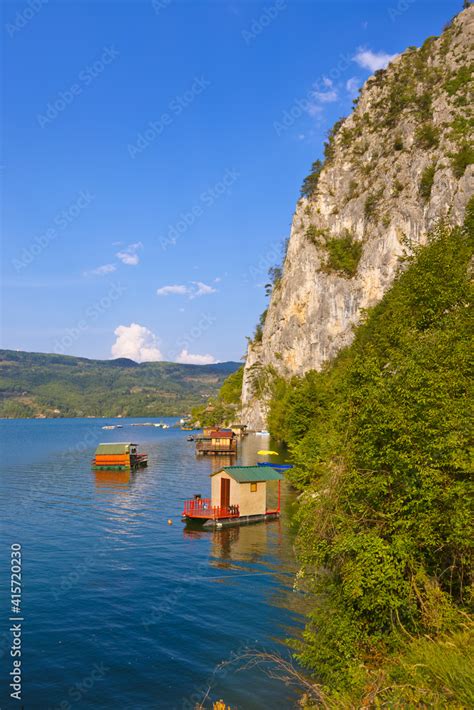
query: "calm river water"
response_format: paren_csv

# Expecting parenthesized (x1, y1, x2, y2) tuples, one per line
(0, 418, 303, 709)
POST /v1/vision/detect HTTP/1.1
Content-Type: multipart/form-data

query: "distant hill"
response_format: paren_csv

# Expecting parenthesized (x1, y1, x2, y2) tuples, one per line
(0, 350, 241, 418)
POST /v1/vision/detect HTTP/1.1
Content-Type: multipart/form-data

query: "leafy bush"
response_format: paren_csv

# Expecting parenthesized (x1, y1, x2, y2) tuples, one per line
(347, 178, 359, 200)
(444, 65, 472, 95)
(191, 367, 244, 427)
(253, 309, 268, 343)
(364, 190, 383, 220)
(415, 92, 432, 119)
(416, 122, 440, 148)
(323, 232, 363, 278)
(324, 117, 346, 161)
(268, 204, 474, 703)
(392, 179, 404, 196)
(419, 163, 437, 200)
(450, 142, 474, 178)
(305, 225, 327, 246)
(449, 114, 474, 141)
(394, 134, 404, 151)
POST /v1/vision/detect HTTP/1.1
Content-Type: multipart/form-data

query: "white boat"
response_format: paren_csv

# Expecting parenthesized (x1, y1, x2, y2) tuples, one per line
(255, 430, 270, 436)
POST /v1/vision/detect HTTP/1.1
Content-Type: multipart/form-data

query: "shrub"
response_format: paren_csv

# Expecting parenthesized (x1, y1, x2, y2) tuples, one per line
(392, 179, 404, 196)
(305, 225, 327, 246)
(416, 122, 440, 149)
(419, 163, 437, 200)
(340, 126, 355, 147)
(269, 211, 474, 703)
(324, 118, 346, 162)
(253, 309, 268, 343)
(394, 134, 404, 151)
(364, 190, 383, 221)
(347, 179, 359, 200)
(323, 231, 363, 278)
(415, 92, 432, 120)
(450, 115, 474, 142)
(450, 142, 474, 178)
(444, 65, 472, 96)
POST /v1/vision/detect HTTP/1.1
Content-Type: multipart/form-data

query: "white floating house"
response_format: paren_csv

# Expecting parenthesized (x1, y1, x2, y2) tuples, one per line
(182, 466, 284, 527)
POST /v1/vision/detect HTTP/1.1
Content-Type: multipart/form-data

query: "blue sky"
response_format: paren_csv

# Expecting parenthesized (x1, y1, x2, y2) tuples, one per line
(2, 0, 461, 364)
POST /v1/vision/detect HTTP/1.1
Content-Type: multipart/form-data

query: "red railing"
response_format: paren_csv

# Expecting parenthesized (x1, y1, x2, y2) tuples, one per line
(132, 454, 148, 463)
(182, 498, 240, 519)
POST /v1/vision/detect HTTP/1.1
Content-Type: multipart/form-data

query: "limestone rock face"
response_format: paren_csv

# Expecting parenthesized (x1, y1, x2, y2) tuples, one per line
(242, 8, 474, 429)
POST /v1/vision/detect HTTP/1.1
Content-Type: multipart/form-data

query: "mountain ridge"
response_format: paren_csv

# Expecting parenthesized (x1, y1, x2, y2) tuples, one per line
(0, 349, 240, 418)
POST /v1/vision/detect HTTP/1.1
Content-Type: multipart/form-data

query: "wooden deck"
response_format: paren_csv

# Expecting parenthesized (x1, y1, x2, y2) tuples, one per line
(195, 440, 237, 456)
(182, 498, 240, 520)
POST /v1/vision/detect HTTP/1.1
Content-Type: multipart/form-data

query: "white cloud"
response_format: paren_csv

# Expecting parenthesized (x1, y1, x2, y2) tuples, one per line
(157, 284, 189, 296)
(111, 323, 163, 363)
(353, 48, 398, 73)
(346, 77, 360, 98)
(311, 88, 338, 103)
(322, 76, 333, 88)
(306, 102, 324, 117)
(156, 281, 217, 299)
(191, 281, 217, 298)
(85, 263, 117, 276)
(176, 348, 217, 365)
(116, 242, 143, 266)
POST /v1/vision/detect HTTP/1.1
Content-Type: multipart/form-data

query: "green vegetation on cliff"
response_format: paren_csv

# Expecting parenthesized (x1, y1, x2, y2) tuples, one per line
(191, 366, 244, 426)
(0, 351, 240, 418)
(268, 203, 473, 705)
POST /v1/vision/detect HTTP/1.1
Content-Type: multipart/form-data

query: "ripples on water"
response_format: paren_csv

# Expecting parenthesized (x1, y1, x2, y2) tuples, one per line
(0, 418, 303, 709)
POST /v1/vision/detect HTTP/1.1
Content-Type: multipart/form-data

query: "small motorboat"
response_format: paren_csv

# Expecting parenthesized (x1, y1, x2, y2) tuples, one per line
(187, 435, 194, 442)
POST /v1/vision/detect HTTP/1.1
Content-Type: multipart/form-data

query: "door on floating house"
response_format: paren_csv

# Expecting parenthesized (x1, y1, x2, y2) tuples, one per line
(220, 478, 230, 509)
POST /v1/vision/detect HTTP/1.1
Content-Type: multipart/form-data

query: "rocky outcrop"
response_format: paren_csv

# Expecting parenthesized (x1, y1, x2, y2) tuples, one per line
(242, 7, 474, 428)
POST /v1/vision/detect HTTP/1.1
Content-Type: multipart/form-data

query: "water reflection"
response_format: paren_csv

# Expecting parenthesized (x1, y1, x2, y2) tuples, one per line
(94, 469, 133, 490)
(210, 520, 275, 566)
(209, 455, 234, 472)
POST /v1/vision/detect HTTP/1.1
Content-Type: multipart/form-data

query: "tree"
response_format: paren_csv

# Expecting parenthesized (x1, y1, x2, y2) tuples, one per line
(300, 160, 323, 198)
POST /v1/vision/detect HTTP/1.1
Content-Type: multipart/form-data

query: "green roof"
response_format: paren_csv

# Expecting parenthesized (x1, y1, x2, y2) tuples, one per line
(210, 466, 285, 483)
(95, 443, 136, 455)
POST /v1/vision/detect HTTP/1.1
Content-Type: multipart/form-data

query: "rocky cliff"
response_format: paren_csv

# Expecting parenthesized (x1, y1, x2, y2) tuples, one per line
(242, 7, 473, 429)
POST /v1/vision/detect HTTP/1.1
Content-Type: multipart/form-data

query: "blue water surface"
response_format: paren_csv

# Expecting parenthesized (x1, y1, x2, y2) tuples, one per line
(0, 418, 303, 709)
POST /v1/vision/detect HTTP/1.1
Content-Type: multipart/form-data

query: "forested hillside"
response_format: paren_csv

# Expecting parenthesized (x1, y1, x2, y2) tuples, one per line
(0, 350, 240, 418)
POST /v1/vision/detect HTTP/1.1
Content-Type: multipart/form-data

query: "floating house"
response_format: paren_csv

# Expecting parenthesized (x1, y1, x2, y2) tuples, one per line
(230, 424, 248, 438)
(182, 465, 284, 527)
(92, 442, 148, 470)
(195, 429, 237, 456)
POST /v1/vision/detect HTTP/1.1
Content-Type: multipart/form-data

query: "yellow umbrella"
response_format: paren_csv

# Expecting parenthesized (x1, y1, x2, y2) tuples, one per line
(257, 450, 279, 456)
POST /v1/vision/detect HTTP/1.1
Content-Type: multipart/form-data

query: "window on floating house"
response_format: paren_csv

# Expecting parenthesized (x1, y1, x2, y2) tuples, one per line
(250, 483, 257, 492)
